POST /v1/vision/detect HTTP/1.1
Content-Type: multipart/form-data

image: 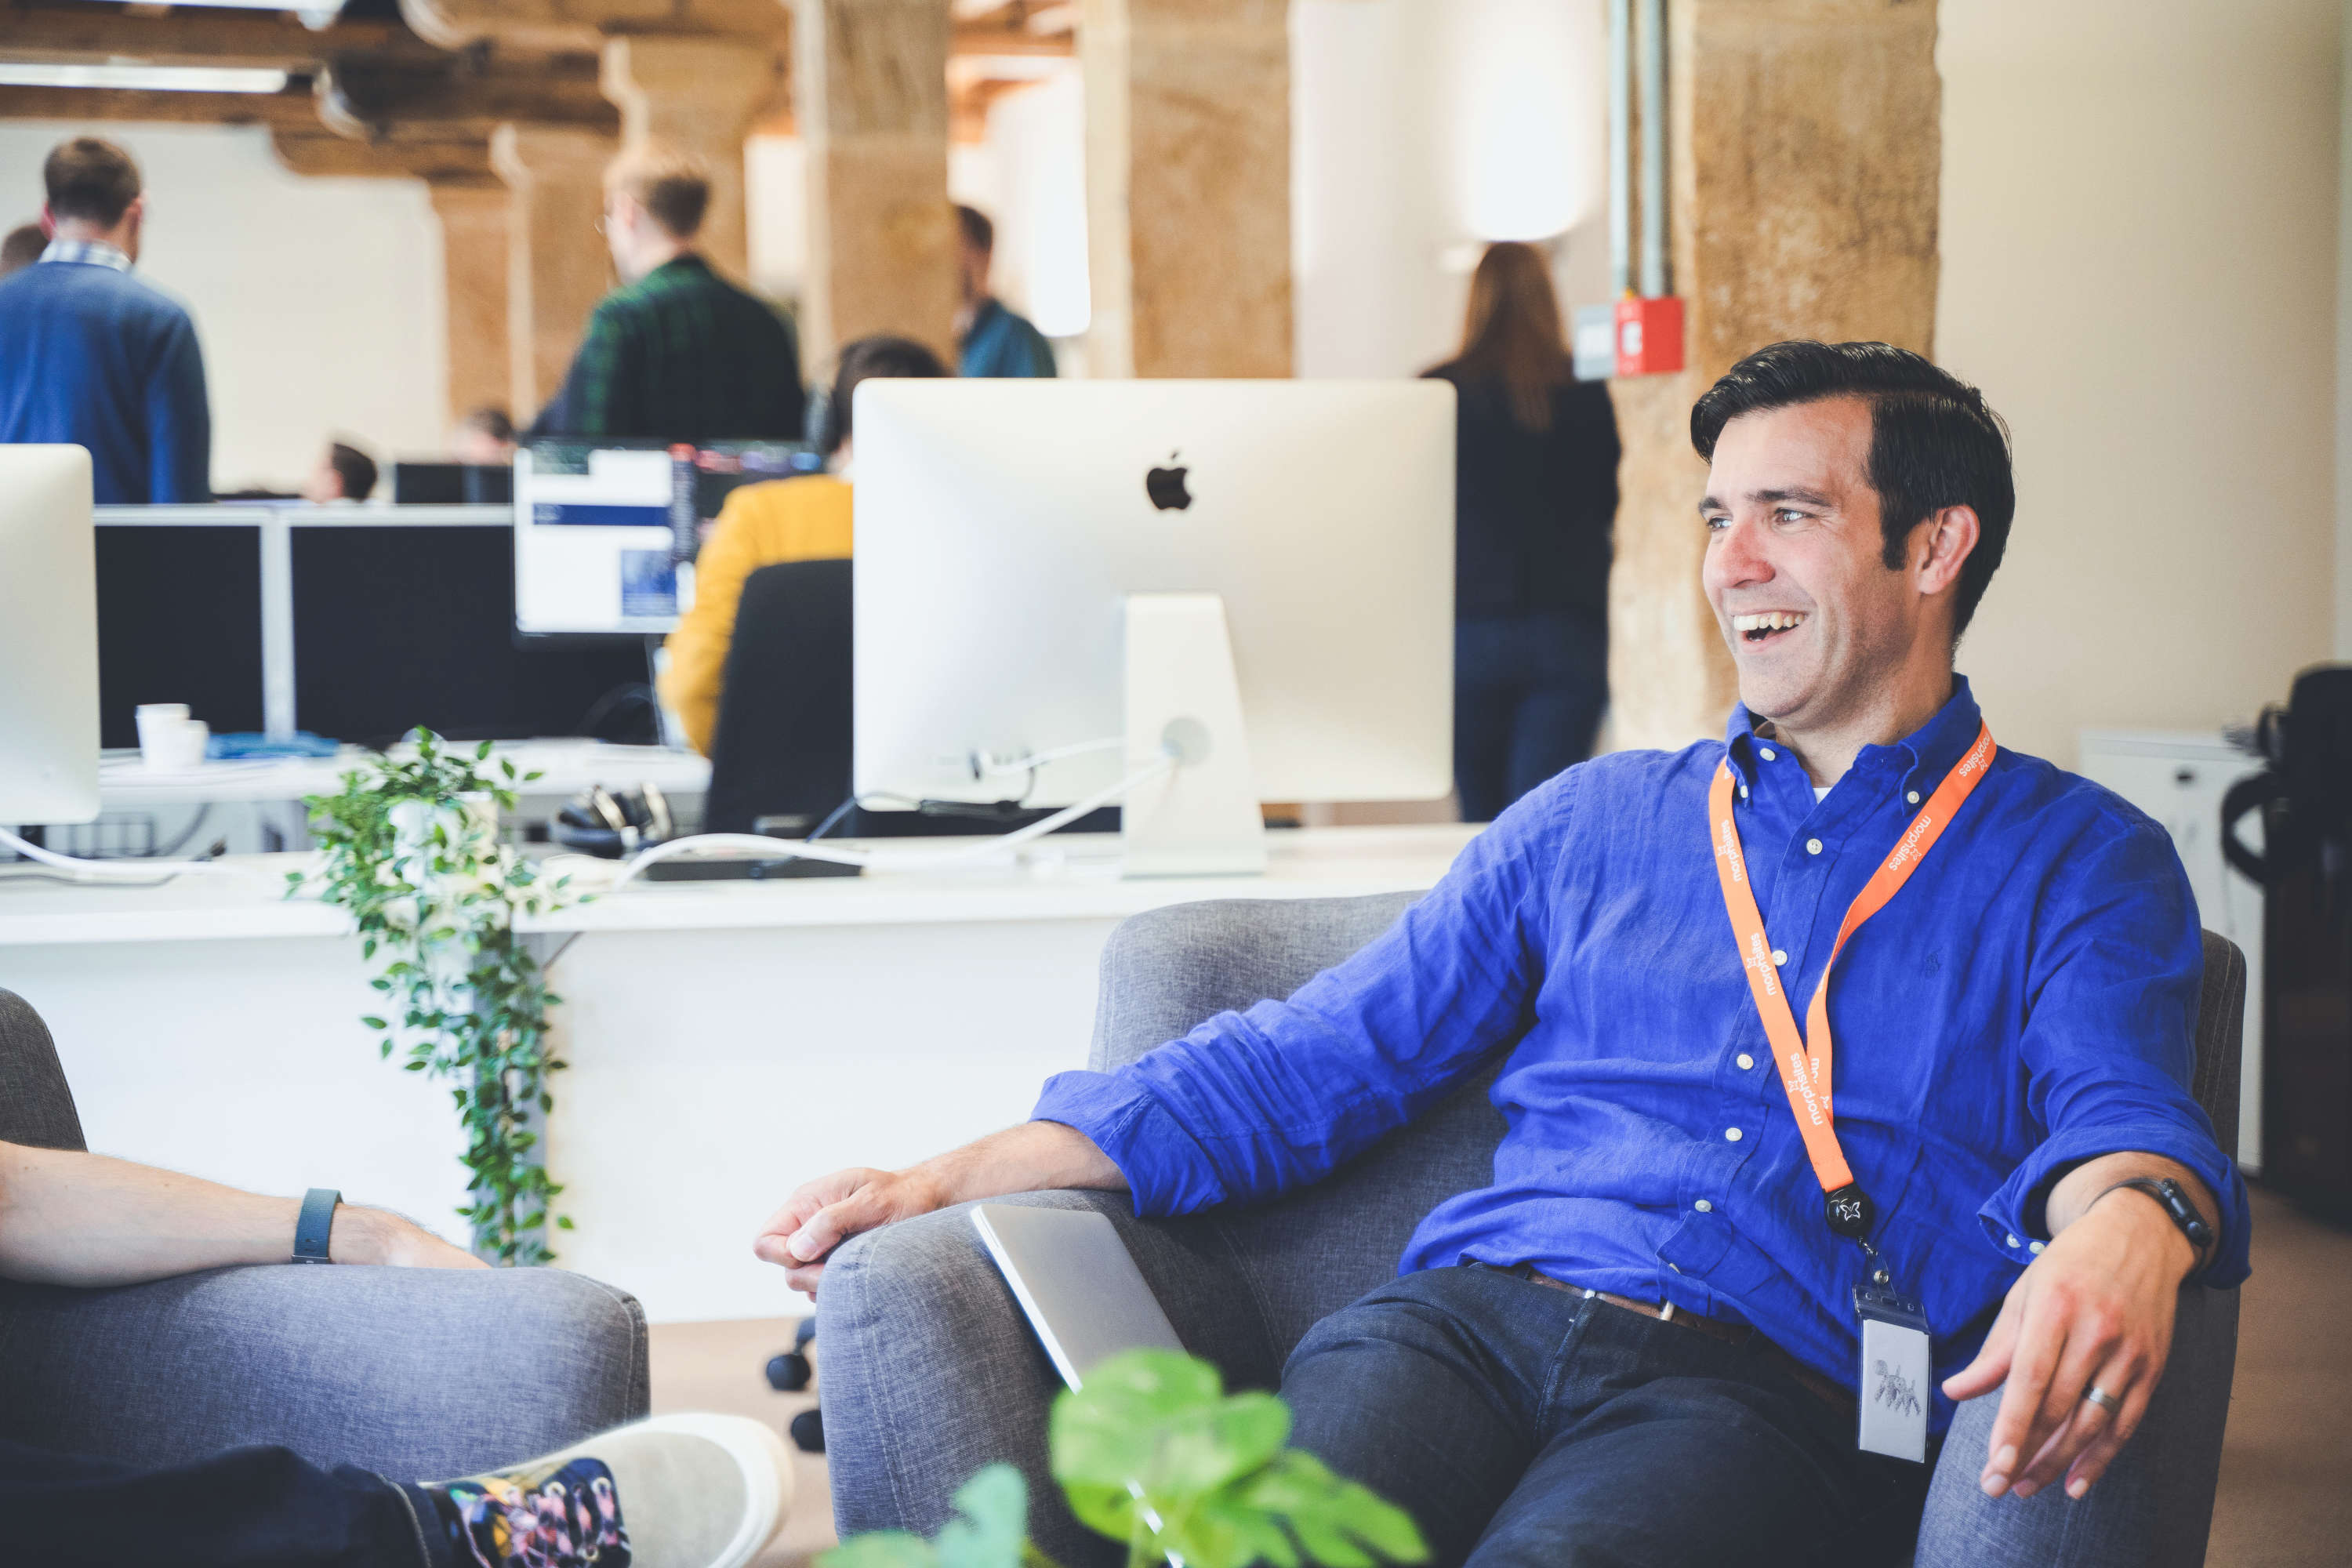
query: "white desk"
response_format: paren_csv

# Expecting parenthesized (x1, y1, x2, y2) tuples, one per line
(0, 825, 1473, 1320)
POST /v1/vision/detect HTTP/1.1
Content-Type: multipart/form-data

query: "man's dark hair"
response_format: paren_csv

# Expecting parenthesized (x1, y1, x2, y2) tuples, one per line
(461, 405, 515, 442)
(328, 441, 379, 502)
(819, 334, 948, 456)
(1690, 340, 2016, 637)
(955, 204, 994, 255)
(605, 145, 710, 240)
(44, 137, 143, 227)
(1, 222, 45, 276)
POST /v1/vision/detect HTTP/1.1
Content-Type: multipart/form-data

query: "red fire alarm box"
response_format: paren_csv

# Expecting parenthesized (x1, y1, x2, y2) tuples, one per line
(1614, 295, 1685, 377)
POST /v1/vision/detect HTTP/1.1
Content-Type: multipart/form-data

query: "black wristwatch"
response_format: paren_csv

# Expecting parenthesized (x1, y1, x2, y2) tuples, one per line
(291, 1187, 342, 1265)
(2094, 1177, 2215, 1277)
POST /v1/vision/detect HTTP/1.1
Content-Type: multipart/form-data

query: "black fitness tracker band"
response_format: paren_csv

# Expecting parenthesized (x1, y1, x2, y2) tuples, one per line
(2095, 1176, 2216, 1276)
(292, 1187, 341, 1264)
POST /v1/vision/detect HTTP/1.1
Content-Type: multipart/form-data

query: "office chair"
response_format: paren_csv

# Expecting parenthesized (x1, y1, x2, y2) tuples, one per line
(702, 559, 855, 839)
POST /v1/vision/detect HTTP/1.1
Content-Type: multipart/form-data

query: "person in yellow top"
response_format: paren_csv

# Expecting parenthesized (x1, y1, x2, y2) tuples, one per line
(658, 335, 947, 754)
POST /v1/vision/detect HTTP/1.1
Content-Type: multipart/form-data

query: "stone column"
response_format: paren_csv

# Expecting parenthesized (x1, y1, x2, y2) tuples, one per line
(1083, 0, 1290, 378)
(1607, 0, 1940, 750)
(490, 122, 619, 420)
(791, 0, 957, 371)
(427, 180, 514, 429)
(601, 34, 782, 283)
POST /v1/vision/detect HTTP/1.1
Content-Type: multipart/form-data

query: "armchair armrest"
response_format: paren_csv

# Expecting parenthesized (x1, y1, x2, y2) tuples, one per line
(818, 1190, 1278, 1568)
(0, 1264, 648, 1479)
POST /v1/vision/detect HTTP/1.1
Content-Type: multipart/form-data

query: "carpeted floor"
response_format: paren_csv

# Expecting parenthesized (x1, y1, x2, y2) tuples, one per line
(649, 1180, 2352, 1568)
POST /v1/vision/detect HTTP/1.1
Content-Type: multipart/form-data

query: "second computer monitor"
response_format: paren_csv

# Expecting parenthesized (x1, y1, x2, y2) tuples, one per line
(514, 439, 822, 637)
(852, 379, 1456, 810)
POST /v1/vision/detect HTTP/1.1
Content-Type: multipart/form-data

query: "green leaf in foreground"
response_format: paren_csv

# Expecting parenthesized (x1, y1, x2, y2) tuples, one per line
(1051, 1350, 1426, 1568)
(935, 1464, 1029, 1568)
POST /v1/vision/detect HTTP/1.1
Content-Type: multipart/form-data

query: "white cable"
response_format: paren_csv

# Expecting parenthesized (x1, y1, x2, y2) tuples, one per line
(608, 753, 1174, 892)
(0, 824, 260, 883)
(970, 736, 1126, 779)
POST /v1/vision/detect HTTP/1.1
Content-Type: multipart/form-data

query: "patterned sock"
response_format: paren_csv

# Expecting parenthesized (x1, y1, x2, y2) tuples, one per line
(424, 1455, 633, 1568)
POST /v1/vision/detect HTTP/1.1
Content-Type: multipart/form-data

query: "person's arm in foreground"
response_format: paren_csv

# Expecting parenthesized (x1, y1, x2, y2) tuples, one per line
(1942, 818, 2249, 1502)
(0, 1140, 482, 1287)
(757, 777, 1571, 1295)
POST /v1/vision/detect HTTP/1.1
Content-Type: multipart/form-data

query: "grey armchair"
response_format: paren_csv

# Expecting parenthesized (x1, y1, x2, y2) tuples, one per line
(817, 894, 2245, 1568)
(0, 987, 649, 1479)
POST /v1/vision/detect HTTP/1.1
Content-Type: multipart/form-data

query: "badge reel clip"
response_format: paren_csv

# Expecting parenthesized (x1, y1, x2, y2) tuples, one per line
(1830, 1182, 1930, 1463)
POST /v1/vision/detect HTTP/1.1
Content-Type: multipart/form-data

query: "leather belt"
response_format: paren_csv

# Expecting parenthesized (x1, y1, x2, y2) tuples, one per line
(1497, 1261, 1859, 1421)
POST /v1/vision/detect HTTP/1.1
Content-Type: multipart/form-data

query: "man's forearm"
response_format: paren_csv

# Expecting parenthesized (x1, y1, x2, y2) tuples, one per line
(0, 1143, 419, 1287)
(909, 1120, 1128, 1206)
(2045, 1151, 2216, 1279)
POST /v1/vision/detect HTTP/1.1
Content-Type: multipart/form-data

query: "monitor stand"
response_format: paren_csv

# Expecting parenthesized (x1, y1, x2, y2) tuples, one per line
(1121, 593, 1268, 878)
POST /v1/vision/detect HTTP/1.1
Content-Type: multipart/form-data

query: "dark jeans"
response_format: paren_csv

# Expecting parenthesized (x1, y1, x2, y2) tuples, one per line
(1281, 1266, 1929, 1568)
(0, 1437, 456, 1568)
(1454, 611, 1608, 822)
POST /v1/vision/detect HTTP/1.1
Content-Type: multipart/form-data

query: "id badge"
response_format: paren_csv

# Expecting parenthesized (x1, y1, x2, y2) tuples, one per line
(1853, 1284, 1931, 1462)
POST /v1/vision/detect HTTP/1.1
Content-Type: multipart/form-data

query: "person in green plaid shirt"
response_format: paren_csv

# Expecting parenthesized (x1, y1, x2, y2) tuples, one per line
(532, 144, 806, 443)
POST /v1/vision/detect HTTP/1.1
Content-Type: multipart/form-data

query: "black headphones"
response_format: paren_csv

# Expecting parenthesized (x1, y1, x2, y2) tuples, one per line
(551, 783, 677, 858)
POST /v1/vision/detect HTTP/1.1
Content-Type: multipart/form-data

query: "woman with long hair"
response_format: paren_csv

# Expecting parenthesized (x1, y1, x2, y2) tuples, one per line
(1424, 241, 1621, 821)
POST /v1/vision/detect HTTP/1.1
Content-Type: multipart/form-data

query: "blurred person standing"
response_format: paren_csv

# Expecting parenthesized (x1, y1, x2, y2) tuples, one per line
(532, 144, 805, 441)
(0, 223, 45, 276)
(658, 336, 946, 755)
(1424, 241, 1620, 821)
(0, 138, 210, 503)
(954, 205, 1056, 379)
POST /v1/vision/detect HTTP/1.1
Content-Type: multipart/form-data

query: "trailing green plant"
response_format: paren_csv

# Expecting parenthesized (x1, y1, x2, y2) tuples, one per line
(822, 1349, 1427, 1568)
(292, 730, 577, 1264)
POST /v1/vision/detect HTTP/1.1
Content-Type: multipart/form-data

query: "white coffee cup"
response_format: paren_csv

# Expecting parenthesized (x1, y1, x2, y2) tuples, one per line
(135, 703, 191, 764)
(148, 718, 210, 773)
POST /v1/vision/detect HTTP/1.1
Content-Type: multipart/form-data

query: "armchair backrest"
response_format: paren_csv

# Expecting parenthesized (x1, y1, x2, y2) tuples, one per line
(0, 987, 86, 1152)
(1091, 897, 2247, 1370)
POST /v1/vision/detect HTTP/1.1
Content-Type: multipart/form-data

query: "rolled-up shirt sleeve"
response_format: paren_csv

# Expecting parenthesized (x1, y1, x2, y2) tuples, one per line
(1977, 815, 2252, 1286)
(1033, 771, 1573, 1217)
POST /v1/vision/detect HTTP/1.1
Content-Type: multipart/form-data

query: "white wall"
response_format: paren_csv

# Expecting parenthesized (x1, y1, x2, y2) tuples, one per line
(0, 122, 446, 493)
(1291, 0, 1610, 380)
(1936, 1, 2343, 764)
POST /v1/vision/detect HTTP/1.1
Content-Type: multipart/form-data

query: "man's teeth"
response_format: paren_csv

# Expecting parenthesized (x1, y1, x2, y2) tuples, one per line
(1732, 612, 1808, 635)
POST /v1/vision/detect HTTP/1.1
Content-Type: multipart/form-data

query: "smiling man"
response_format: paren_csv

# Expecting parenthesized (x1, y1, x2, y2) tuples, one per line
(759, 341, 2248, 1566)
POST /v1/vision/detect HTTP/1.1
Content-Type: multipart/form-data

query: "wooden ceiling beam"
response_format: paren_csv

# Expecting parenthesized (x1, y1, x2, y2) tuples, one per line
(0, 2, 441, 70)
(270, 127, 498, 185)
(318, 56, 619, 140)
(0, 82, 321, 128)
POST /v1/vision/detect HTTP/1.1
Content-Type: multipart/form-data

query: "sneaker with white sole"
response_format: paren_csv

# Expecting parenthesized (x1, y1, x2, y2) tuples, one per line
(423, 1411, 795, 1568)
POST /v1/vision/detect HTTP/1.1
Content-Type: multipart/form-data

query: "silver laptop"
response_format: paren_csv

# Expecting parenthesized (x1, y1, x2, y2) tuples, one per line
(971, 1203, 1187, 1389)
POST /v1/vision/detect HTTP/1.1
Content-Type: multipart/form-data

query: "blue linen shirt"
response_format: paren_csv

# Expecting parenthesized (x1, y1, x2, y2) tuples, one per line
(1033, 678, 2251, 1432)
(0, 249, 211, 504)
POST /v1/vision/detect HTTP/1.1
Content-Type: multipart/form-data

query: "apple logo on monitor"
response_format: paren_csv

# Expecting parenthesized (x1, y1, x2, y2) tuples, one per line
(1145, 451, 1192, 512)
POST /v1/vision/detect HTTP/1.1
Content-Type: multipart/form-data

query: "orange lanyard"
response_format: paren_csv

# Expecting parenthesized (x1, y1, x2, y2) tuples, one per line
(1707, 723, 1997, 1234)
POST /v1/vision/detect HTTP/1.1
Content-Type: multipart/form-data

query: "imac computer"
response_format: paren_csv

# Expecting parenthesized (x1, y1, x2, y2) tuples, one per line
(852, 379, 1456, 877)
(0, 446, 100, 829)
(514, 438, 822, 638)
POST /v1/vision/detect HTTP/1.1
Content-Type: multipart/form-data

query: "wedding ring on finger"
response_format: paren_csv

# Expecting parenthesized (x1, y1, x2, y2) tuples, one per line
(2082, 1385, 2122, 1414)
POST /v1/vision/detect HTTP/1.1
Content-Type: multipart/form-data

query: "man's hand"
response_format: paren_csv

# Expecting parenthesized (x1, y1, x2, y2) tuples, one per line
(752, 1121, 1127, 1298)
(331, 1204, 486, 1269)
(1942, 1156, 2212, 1501)
(753, 1167, 956, 1295)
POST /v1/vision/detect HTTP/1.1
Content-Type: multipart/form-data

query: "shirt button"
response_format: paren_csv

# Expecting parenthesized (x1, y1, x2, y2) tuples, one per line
(1695, 1199, 1714, 1213)
(1736, 1053, 1755, 1070)
(2029, 1240, 2045, 1255)
(2005, 1234, 2022, 1248)
(1806, 838, 1824, 855)
(1771, 949, 1787, 966)
(1760, 746, 1777, 761)
(1725, 1127, 1744, 1142)
(1739, 785, 1750, 800)
(1907, 790, 1922, 805)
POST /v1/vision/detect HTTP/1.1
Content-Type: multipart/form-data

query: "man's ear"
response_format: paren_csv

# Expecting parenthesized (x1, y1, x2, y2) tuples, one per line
(1913, 504, 1980, 600)
(38, 205, 55, 238)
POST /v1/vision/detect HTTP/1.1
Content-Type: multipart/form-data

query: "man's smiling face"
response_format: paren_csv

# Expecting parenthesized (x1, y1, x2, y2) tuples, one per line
(1700, 396, 1930, 734)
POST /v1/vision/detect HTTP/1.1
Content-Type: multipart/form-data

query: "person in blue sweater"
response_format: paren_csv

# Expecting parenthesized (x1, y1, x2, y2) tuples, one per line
(0, 136, 211, 503)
